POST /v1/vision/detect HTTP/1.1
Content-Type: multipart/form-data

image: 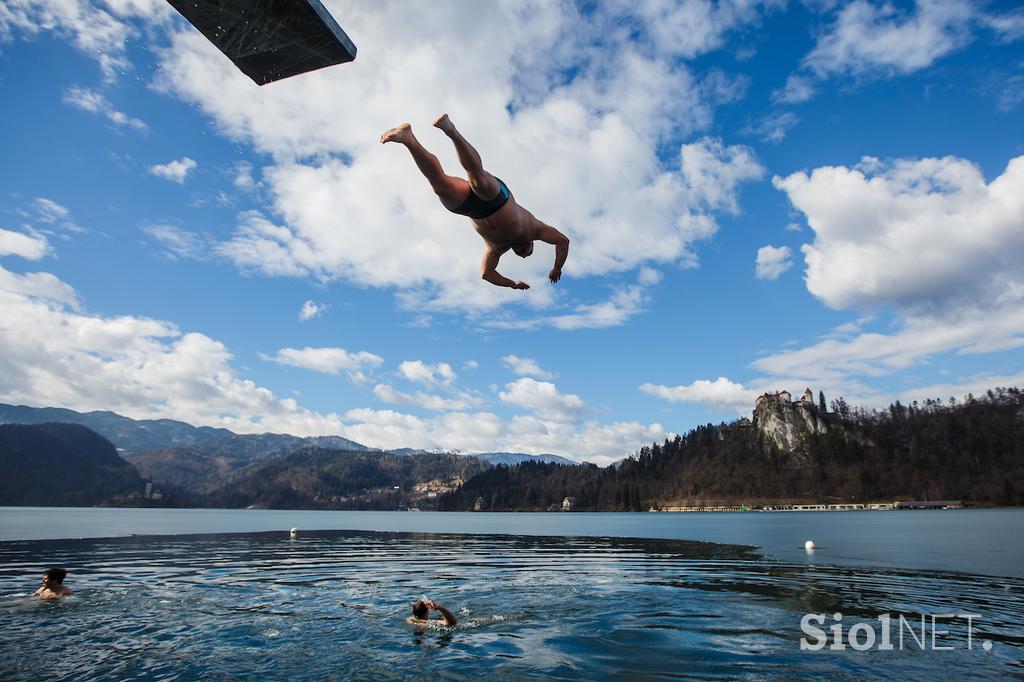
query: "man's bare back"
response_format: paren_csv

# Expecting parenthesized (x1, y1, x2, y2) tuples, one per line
(34, 567, 72, 599)
(381, 115, 569, 290)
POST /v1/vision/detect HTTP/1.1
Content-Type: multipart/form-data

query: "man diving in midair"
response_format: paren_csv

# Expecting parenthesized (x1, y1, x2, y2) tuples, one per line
(381, 115, 570, 290)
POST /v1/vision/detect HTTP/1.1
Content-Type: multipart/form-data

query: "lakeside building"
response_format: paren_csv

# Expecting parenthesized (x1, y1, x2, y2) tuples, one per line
(649, 501, 916, 512)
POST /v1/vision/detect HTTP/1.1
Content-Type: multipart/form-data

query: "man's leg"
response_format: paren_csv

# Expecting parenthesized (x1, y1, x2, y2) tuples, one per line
(433, 114, 501, 200)
(381, 123, 470, 210)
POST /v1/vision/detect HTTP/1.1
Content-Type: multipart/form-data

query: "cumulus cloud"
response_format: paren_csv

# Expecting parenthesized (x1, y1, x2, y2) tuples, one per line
(502, 354, 553, 380)
(0, 261, 356, 434)
(149, 157, 198, 184)
(340, 406, 669, 464)
(640, 377, 756, 414)
(264, 347, 384, 376)
(775, 154, 1024, 313)
(498, 378, 585, 421)
(63, 86, 146, 130)
(0, 228, 50, 260)
(398, 360, 455, 387)
(755, 245, 793, 280)
(778, 0, 1023, 104)
(299, 300, 326, 321)
(0, 255, 667, 460)
(146, 2, 766, 320)
(373, 383, 483, 412)
(803, 0, 973, 78)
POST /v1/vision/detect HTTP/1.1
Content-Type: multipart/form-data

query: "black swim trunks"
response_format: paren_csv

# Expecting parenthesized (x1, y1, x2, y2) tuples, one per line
(450, 178, 512, 219)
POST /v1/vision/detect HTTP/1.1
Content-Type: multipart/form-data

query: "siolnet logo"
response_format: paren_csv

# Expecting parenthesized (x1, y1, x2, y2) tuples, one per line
(799, 613, 993, 652)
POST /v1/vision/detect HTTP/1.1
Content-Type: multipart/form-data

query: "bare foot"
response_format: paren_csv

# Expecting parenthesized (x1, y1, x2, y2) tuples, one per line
(380, 123, 412, 144)
(432, 113, 454, 133)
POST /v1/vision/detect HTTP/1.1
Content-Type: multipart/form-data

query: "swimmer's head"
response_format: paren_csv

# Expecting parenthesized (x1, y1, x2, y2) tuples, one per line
(412, 600, 429, 620)
(512, 242, 534, 258)
(42, 567, 67, 585)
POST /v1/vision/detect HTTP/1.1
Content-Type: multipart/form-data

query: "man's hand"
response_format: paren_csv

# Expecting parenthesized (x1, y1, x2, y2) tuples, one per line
(513, 280, 530, 290)
(548, 267, 561, 283)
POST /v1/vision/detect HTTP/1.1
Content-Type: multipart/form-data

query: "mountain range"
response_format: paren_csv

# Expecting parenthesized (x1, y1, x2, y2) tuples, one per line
(0, 403, 582, 507)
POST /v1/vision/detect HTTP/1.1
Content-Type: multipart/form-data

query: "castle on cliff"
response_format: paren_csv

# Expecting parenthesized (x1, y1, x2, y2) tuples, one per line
(755, 387, 815, 408)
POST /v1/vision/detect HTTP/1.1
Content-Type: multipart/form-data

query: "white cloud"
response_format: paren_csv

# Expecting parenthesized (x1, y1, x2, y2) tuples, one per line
(31, 198, 71, 224)
(772, 74, 815, 104)
(398, 360, 456, 387)
(896, 371, 1024, 405)
(547, 278, 653, 330)
(233, 161, 257, 191)
(777, 0, 1004, 105)
(641, 377, 756, 414)
(802, 0, 974, 78)
(743, 110, 800, 143)
(755, 245, 793, 280)
(0, 259, 669, 461)
(678, 137, 764, 215)
(0, 228, 50, 260)
(340, 406, 668, 463)
(26, 198, 85, 234)
(501, 354, 554, 380)
(0, 262, 356, 434)
(498, 378, 585, 421)
(983, 7, 1024, 42)
(265, 347, 384, 376)
(149, 157, 198, 184)
(701, 68, 751, 106)
(147, 3, 766, 319)
(751, 309, 1024, 384)
(141, 224, 208, 260)
(775, 154, 1024, 313)
(62, 86, 146, 130)
(373, 383, 484, 412)
(299, 300, 326, 321)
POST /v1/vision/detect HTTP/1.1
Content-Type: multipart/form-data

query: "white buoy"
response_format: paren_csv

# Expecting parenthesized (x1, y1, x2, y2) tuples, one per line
(804, 539, 815, 550)
(290, 528, 298, 537)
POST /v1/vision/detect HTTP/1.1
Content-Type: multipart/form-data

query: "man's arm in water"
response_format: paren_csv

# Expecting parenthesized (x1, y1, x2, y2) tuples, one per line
(535, 223, 569, 283)
(432, 603, 458, 626)
(481, 250, 529, 290)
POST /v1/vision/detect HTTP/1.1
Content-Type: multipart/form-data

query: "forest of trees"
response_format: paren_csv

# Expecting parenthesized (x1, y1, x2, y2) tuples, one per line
(210, 448, 491, 509)
(441, 388, 1024, 511)
(0, 423, 143, 506)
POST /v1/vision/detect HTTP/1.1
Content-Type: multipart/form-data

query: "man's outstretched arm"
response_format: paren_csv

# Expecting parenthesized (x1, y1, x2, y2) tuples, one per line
(535, 223, 569, 283)
(481, 250, 529, 290)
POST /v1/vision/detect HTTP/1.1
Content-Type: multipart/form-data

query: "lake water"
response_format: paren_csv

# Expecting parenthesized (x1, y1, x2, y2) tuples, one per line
(1, 508, 1022, 680)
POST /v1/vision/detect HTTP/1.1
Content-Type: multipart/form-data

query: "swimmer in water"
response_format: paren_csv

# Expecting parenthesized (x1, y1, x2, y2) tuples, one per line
(34, 567, 72, 599)
(407, 598, 458, 627)
(381, 114, 570, 291)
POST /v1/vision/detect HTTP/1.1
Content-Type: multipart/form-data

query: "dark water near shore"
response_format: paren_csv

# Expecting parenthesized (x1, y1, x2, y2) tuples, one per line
(2, 506, 1023, 577)
(1, 509, 1022, 679)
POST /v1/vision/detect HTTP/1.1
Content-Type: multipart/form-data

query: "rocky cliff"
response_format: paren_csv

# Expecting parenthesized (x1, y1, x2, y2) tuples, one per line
(752, 394, 829, 454)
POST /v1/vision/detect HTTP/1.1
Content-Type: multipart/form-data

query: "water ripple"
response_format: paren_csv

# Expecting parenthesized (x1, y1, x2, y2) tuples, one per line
(0, 530, 1020, 680)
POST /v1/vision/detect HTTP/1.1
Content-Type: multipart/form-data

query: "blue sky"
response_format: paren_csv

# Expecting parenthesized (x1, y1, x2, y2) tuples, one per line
(1, 0, 1023, 463)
